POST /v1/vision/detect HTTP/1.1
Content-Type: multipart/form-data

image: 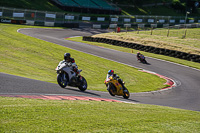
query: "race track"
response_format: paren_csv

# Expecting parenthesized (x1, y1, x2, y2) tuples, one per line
(1, 28, 200, 111)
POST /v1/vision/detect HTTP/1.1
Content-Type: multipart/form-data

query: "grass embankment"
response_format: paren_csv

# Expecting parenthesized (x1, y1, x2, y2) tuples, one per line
(67, 28, 200, 69)
(0, 23, 167, 93)
(93, 28, 200, 55)
(1, 97, 200, 132)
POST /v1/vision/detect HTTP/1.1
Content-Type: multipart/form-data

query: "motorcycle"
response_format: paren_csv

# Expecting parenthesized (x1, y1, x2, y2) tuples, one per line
(55, 61, 87, 91)
(137, 54, 147, 64)
(104, 76, 130, 99)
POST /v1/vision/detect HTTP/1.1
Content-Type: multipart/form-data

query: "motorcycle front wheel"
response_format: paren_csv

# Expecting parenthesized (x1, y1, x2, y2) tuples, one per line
(78, 76, 87, 91)
(57, 73, 68, 88)
(143, 59, 147, 64)
(123, 89, 130, 99)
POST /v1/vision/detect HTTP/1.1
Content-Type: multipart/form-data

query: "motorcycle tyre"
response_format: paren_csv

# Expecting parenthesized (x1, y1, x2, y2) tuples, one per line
(143, 59, 147, 64)
(123, 88, 130, 99)
(57, 73, 68, 88)
(138, 58, 147, 64)
(107, 83, 116, 96)
(141, 58, 147, 64)
(78, 76, 87, 91)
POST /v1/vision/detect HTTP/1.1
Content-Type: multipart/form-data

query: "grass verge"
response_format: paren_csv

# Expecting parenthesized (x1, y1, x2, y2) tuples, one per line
(92, 29, 200, 55)
(0, 97, 200, 132)
(0, 23, 167, 93)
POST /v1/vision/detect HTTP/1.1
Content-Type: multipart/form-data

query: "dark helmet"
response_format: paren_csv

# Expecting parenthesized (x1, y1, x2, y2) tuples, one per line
(64, 53, 70, 60)
(108, 70, 114, 75)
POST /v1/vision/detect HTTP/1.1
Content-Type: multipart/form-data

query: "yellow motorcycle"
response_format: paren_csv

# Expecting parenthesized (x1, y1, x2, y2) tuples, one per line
(104, 76, 130, 99)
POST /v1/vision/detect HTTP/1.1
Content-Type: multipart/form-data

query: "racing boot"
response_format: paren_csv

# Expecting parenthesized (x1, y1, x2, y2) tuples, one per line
(77, 70, 83, 81)
(122, 83, 127, 92)
(118, 79, 126, 91)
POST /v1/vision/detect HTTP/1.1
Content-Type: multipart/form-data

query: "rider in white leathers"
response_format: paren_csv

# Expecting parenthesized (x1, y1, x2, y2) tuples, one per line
(62, 53, 79, 76)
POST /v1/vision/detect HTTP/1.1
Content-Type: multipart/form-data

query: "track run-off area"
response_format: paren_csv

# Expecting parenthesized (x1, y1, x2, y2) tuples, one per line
(1, 28, 200, 111)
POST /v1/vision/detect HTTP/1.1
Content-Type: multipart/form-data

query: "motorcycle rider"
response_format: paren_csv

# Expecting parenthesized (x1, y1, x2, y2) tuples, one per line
(137, 52, 141, 60)
(137, 52, 146, 62)
(63, 53, 79, 76)
(140, 54, 145, 60)
(106, 70, 126, 91)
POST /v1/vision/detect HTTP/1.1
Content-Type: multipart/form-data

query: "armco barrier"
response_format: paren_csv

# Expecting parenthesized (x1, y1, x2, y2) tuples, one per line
(34, 21, 45, 26)
(0, 19, 26, 24)
(26, 20, 35, 25)
(82, 36, 200, 63)
(63, 23, 79, 28)
(11, 20, 26, 24)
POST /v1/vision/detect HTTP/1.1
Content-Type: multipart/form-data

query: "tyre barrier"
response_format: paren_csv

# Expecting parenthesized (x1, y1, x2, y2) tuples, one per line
(82, 36, 200, 63)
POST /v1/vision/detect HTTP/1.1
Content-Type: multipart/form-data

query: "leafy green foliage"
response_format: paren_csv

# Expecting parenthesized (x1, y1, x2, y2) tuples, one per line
(0, 0, 63, 12)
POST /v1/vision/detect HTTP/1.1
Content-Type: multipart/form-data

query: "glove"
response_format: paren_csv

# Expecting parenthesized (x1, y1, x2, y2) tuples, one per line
(67, 62, 72, 66)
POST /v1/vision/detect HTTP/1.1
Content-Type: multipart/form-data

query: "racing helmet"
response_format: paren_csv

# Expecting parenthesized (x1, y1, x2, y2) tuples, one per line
(108, 70, 114, 75)
(64, 53, 70, 60)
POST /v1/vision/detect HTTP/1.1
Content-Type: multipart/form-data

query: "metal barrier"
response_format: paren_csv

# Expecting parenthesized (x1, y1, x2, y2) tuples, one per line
(0, 6, 200, 28)
(0, 6, 80, 27)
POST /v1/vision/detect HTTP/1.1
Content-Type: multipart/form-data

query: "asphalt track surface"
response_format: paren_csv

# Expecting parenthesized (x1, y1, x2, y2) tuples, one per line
(1, 28, 200, 111)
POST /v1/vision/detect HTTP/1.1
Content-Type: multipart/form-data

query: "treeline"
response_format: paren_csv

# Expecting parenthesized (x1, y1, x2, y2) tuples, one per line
(108, 0, 199, 13)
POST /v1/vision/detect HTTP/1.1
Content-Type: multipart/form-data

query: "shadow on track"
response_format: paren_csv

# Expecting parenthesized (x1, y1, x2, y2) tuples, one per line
(109, 96, 140, 103)
(63, 87, 101, 97)
(139, 62, 151, 65)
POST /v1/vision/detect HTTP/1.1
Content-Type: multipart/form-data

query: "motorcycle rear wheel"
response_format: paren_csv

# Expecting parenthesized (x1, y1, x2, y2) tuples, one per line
(57, 73, 68, 88)
(143, 59, 147, 64)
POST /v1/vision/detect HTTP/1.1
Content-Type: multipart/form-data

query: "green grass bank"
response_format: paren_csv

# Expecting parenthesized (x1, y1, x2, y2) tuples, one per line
(1, 97, 200, 133)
